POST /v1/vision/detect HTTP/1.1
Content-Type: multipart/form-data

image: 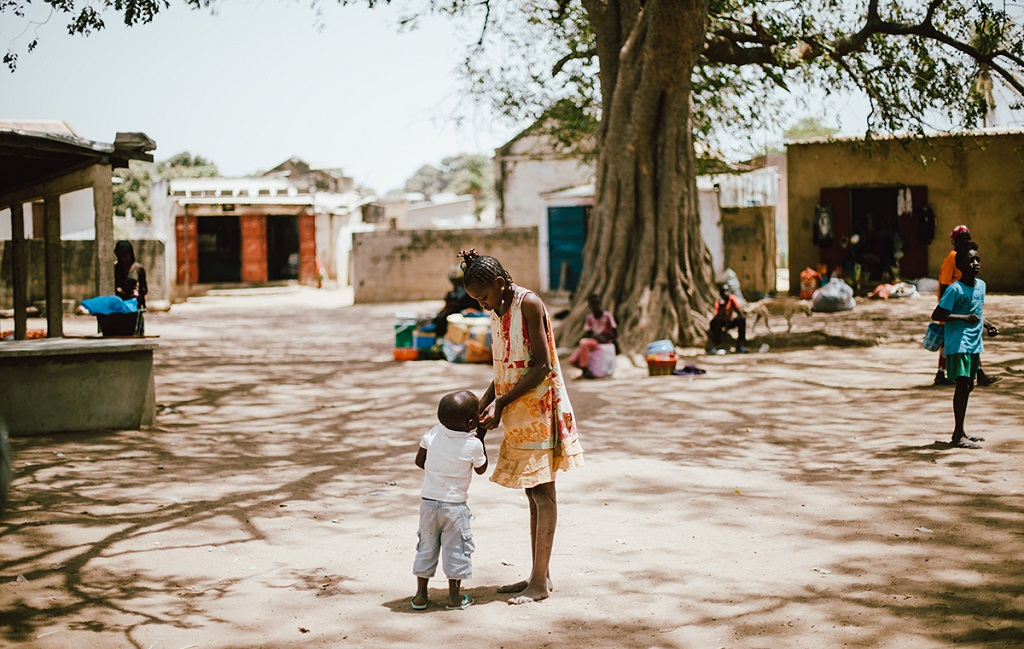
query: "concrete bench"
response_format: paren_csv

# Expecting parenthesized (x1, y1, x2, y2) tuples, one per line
(0, 338, 157, 435)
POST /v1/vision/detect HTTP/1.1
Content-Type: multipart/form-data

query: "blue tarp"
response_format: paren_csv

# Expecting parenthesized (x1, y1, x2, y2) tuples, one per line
(81, 296, 138, 315)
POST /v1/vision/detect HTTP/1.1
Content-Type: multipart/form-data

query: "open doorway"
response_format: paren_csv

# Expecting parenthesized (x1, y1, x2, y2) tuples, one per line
(818, 186, 928, 284)
(850, 187, 900, 283)
(266, 215, 299, 281)
(197, 216, 241, 283)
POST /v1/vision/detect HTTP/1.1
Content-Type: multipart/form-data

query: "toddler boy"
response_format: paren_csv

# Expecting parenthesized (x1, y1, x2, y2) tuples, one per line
(412, 389, 488, 610)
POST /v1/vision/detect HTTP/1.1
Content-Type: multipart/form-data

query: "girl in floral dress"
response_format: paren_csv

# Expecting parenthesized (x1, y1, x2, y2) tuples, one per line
(458, 249, 584, 604)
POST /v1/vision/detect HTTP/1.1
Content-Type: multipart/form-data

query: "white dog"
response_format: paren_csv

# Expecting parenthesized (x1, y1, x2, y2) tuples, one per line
(745, 298, 812, 334)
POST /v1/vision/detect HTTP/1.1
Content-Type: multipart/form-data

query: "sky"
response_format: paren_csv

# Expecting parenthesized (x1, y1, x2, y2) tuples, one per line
(0, 1, 520, 194)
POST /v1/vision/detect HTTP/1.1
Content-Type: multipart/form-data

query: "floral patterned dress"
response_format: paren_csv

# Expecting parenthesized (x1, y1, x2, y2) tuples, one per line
(489, 286, 584, 489)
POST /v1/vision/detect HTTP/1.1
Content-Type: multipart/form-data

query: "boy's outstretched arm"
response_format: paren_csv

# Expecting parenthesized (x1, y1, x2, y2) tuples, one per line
(933, 304, 979, 324)
(415, 447, 427, 470)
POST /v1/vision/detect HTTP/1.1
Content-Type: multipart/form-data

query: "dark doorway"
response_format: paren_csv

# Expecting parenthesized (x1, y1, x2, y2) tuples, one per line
(818, 186, 929, 283)
(197, 216, 241, 282)
(266, 215, 299, 281)
(850, 187, 900, 283)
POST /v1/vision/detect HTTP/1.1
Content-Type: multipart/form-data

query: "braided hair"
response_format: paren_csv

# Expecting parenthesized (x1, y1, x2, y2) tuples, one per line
(458, 248, 513, 289)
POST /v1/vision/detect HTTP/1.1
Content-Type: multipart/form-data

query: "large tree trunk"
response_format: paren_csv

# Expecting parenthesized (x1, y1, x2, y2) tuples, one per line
(567, 0, 715, 353)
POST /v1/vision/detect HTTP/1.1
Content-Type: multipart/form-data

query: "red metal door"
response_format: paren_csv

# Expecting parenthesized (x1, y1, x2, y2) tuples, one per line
(175, 215, 199, 284)
(298, 212, 317, 284)
(241, 214, 268, 282)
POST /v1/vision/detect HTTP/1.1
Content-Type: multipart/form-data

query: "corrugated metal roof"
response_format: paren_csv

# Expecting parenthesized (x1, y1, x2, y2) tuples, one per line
(786, 126, 1024, 145)
(0, 120, 114, 154)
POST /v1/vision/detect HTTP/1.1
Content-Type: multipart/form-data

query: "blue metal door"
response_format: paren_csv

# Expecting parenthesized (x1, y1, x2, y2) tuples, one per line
(547, 205, 587, 292)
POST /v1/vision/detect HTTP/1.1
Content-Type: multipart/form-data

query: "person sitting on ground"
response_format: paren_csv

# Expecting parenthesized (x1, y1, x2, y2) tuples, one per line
(567, 293, 618, 378)
(934, 225, 999, 386)
(930, 243, 999, 448)
(412, 389, 488, 611)
(708, 284, 747, 354)
(432, 266, 480, 339)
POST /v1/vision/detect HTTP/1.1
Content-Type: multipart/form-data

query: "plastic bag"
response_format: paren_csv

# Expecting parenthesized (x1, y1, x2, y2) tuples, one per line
(811, 278, 855, 313)
(923, 322, 944, 351)
(715, 269, 747, 306)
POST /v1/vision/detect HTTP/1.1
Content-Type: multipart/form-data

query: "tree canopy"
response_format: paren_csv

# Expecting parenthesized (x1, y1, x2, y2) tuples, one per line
(403, 153, 494, 216)
(11, 0, 1024, 349)
(113, 151, 219, 221)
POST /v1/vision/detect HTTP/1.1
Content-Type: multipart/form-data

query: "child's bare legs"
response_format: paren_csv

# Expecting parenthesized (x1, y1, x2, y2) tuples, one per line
(504, 481, 557, 604)
(952, 377, 982, 448)
(446, 579, 464, 608)
(413, 576, 429, 609)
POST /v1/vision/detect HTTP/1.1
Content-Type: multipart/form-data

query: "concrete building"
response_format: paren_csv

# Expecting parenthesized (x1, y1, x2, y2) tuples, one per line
(787, 129, 1024, 294)
(150, 158, 371, 298)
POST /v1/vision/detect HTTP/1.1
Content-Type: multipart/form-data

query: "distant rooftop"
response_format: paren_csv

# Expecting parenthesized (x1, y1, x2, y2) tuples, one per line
(786, 126, 1024, 146)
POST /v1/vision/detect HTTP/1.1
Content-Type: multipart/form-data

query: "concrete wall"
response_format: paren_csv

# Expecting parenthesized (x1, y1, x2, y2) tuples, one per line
(0, 239, 166, 309)
(352, 227, 539, 303)
(0, 339, 157, 435)
(721, 206, 776, 297)
(788, 132, 1024, 293)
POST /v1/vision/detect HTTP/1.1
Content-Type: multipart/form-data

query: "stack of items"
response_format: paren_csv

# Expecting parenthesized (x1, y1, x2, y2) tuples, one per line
(395, 313, 446, 361)
(443, 313, 492, 363)
(645, 339, 677, 376)
(394, 312, 419, 360)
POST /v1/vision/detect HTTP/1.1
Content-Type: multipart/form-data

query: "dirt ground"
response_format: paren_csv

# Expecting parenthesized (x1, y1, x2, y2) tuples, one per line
(1, 287, 1022, 649)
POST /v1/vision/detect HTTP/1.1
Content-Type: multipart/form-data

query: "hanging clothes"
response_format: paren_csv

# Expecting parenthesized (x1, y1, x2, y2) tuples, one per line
(897, 187, 913, 219)
(813, 205, 834, 246)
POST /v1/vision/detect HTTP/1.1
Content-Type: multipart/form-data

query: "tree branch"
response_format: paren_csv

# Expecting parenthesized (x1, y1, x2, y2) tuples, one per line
(552, 47, 597, 77)
(476, 0, 491, 46)
(702, 8, 1024, 98)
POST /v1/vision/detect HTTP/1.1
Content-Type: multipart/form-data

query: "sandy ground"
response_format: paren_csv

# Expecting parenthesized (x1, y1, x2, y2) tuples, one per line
(2, 287, 1023, 649)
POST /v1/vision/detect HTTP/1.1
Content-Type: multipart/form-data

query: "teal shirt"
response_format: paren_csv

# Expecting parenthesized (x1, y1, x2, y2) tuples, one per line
(938, 279, 985, 355)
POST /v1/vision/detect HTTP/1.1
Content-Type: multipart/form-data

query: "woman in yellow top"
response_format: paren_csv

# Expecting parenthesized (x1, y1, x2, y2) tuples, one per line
(459, 248, 584, 604)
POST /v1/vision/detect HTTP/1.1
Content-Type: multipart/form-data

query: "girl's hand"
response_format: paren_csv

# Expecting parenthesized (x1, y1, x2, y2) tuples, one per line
(479, 398, 504, 430)
(986, 323, 999, 337)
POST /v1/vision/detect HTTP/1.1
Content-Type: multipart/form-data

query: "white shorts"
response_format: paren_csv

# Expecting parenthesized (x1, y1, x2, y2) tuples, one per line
(413, 499, 474, 581)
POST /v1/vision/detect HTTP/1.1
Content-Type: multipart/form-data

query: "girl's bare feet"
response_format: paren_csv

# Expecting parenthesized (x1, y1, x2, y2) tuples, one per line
(508, 584, 549, 605)
(498, 577, 553, 597)
(497, 580, 528, 594)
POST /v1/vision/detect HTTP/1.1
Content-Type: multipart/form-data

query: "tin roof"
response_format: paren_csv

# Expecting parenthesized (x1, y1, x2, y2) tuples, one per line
(0, 120, 155, 193)
(786, 126, 1024, 146)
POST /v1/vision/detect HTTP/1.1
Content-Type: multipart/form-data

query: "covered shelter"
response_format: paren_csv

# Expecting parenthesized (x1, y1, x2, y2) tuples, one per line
(1, 121, 158, 435)
(0, 120, 155, 339)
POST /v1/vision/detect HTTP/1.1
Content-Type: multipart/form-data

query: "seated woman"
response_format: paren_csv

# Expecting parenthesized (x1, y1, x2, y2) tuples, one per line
(431, 266, 480, 339)
(568, 294, 618, 378)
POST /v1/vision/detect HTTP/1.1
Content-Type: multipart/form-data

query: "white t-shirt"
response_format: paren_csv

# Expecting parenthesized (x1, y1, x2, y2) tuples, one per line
(420, 424, 486, 503)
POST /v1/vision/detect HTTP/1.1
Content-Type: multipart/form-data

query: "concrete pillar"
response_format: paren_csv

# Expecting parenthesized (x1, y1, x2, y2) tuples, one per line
(9, 202, 28, 340)
(43, 195, 63, 338)
(92, 164, 115, 295)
